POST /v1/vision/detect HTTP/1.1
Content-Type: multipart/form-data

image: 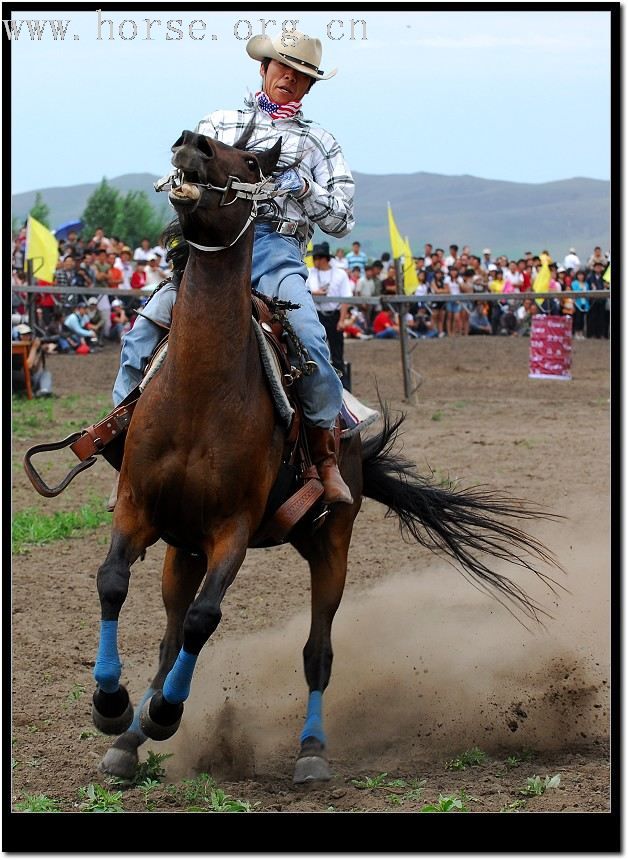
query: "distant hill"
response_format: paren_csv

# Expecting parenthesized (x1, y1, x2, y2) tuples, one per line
(12, 172, 610, 261)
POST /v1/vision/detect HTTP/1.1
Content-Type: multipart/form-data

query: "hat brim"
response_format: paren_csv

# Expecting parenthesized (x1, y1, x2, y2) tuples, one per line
(246, 34, 337, 80)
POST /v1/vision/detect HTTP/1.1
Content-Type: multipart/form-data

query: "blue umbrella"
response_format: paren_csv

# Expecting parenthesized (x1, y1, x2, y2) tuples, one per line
(54, 220, 83, 240)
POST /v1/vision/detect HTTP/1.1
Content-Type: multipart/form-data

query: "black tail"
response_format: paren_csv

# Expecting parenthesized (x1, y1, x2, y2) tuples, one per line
(361, 406, 564, 624)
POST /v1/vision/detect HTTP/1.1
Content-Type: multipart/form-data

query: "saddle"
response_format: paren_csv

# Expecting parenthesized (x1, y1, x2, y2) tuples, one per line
(32, 293, 336, 547)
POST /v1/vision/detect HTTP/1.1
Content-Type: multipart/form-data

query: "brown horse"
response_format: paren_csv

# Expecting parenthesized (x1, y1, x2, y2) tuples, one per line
(91, 129, 560, 784)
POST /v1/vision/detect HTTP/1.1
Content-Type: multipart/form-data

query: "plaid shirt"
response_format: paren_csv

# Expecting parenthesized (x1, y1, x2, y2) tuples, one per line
(196, 99, 355, 248)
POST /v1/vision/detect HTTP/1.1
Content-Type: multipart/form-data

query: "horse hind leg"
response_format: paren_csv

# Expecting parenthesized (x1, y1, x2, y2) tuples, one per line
(291, 504, 355, 784)
(100, 546, 207, 779)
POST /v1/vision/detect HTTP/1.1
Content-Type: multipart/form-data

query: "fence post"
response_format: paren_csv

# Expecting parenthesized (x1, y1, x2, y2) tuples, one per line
(394, 257, 415, 404)
(26, 259, 36, 331)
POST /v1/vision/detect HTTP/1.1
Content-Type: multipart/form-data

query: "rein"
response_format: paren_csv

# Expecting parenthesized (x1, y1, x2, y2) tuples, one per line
(154, 168, 282, 253)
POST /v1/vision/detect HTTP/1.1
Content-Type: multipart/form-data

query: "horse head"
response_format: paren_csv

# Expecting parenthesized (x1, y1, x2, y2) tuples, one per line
(168, 130, 282, 250)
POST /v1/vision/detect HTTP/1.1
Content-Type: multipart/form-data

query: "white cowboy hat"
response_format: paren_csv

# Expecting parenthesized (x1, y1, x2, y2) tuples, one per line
(246, 30, 337, 80)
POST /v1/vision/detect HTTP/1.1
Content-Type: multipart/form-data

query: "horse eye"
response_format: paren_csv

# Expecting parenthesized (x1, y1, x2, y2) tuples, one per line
(246, 158, 257, 171)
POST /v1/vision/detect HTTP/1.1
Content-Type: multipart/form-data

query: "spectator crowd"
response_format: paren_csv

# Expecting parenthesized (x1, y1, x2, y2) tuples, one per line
(11, 225, 610, 374)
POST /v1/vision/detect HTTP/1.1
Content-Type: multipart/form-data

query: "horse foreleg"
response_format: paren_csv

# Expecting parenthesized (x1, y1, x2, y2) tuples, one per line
(100, 546, 206, 779)
(291, 508, 354, 784)
(139, 527, 248, 742)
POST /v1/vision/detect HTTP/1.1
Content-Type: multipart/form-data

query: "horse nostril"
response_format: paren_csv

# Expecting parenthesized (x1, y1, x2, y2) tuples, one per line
(196, 136, 214, 159)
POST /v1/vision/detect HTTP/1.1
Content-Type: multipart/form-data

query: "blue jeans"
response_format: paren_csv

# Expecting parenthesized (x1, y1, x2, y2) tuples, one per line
(112, 222, 343, 429)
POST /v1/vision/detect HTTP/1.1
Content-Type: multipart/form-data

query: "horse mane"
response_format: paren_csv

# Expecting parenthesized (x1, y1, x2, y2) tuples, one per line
(163, 219, 189, 280)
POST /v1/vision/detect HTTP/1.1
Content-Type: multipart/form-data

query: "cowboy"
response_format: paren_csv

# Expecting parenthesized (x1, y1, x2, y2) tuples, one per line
(112, 30, 354, 507)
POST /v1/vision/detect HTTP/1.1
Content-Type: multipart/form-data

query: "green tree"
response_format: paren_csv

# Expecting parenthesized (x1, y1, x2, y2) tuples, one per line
(111, 191, 167, 249)
(29, 192, 50, 228)
(81, 178, 120, 241)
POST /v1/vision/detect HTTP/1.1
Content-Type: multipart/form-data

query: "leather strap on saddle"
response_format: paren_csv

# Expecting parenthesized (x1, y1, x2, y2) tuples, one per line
(70, 397, 139, 461)
(254, 465, 324, 544)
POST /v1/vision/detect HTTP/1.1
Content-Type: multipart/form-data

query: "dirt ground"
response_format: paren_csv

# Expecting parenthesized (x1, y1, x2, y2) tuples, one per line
(10, 335, 612, 824)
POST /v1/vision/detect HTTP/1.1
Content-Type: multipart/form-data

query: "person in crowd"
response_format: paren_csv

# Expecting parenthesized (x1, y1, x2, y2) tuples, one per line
(515, 297, 537, 337)
(333, 247, 349, 270)
(444, 244, 459, 268)
(587, 245, 608, 269)
(423, 243, 433, 267)
(381, 265, 397, 296)
(346, 240, 368, 275)
(63, 301, 98, 350)
(429, 269, 449, 337)
(587, 260, 608, 339)
(106, 253, 124, 289)
(445, 265, 462, 336)
(109, 299, 130, 342)
(341, 306, 371, 340)
(347, 265, 361, 294)
(468, 301, 492, 335)
(91, 227, 112, 251)
(144, 255, 166, 288)
(115, 247, 134, 288)
(355, 263, 381, 331)
(93, 248, 111, 292)
(86, 296, 106, 346)
(133, 237, 153, 262)
(12, 323, 54, 396)
(130, 259, 148, 290)
(571, 269, 590, 340)
(413, 306, 438, 338)
(480, 248, 493, 271)
(563, 247, 581, 273)
(372, 307, 399, 339)
(306, 241, 352, 386)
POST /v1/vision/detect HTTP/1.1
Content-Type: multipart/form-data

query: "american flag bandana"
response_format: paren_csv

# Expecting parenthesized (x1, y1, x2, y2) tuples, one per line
(255, 90, 302, 120)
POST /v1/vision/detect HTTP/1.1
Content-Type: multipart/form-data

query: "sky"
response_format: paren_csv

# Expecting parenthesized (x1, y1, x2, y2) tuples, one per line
(10, 7, 612, 195)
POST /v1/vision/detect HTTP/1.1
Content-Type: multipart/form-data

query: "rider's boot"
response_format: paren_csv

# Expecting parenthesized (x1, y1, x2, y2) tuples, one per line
(305, 425, 353, 505)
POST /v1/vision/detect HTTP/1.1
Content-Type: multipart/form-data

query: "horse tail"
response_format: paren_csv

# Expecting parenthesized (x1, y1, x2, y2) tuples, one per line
(360, 405, 564, 624)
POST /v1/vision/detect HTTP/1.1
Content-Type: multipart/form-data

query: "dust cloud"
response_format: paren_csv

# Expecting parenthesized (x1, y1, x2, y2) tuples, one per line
(162, 497, 610, 780)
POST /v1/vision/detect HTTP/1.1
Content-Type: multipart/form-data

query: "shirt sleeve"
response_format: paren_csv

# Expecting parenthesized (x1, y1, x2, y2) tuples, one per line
(298, 131, 355, 239)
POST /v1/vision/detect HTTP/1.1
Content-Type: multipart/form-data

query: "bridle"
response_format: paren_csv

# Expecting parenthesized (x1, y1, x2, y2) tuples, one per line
(154, 167, 282, 253)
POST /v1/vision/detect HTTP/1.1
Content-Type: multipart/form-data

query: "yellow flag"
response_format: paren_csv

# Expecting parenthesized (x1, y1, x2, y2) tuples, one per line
(532, 252, 551, 308)
(24, 216, 59, 283)
(402, 236, 419, 295)
(603, 263, 611, 284)
(387, 203, 405, 260)
(304, 239, 314, 269)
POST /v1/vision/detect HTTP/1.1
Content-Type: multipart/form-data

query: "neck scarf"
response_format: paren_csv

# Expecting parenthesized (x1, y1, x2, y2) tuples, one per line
(255, 90, 302, 120)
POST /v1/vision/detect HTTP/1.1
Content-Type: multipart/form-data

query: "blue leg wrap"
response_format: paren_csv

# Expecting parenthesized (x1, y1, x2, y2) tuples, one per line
(93, 620, 122, 694)
(300, 690, 325, 744)
(128, 687, 155, 737)
(162, 650, 198, 704)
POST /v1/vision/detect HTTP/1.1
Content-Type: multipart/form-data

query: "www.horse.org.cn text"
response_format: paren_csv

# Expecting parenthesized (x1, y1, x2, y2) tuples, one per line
(2, 15, 368, 42)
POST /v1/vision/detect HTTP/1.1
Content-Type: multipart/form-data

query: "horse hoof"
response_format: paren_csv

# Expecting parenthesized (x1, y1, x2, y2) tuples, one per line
(293, 756, 332, 784)
(100, 745, 139, 780)
(139, 692, 183, 741)
(92, 686, 134, 736)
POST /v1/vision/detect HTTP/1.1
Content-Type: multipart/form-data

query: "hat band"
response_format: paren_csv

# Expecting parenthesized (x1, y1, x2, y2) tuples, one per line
(277, 51, 323, 75)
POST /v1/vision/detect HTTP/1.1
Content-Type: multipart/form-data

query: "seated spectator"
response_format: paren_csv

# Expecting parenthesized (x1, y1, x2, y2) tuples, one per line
(12, 324, 53, 396)
(86, 297, 105, 346)
(515, 298, 537, 337)
(43, 310, 73, 353)
(413, 307, 438, 338)
(587, 246, 608, 269)
(63, 301, 98, 351)
(115, 247, 134, 288)
(109, 299, 130, 342)
(372, 307, 399, 339)
(468, 301, 492, 335)
(342, 307, 371, 339)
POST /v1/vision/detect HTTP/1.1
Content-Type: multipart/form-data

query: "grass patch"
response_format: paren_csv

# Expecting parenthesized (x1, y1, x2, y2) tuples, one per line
(445, 747, 487, 771)
(171, 774, 252, 812)
(78, 783, 124, 812)
(12, 499, 110, 554)
(15, 794, 61, 812)
(519, 774, 561, 797)
(431, 410, 443, 422)
(420, 793, 468, 813)
(11, 398, 55, 437)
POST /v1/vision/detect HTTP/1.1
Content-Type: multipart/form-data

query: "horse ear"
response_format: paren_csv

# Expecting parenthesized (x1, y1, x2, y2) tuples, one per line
(257, 137, 283, 177)
(171, 132, 185, 151)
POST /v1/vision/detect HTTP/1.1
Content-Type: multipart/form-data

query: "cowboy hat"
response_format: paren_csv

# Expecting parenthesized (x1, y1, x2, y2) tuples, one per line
(246, 30, 337, 80)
